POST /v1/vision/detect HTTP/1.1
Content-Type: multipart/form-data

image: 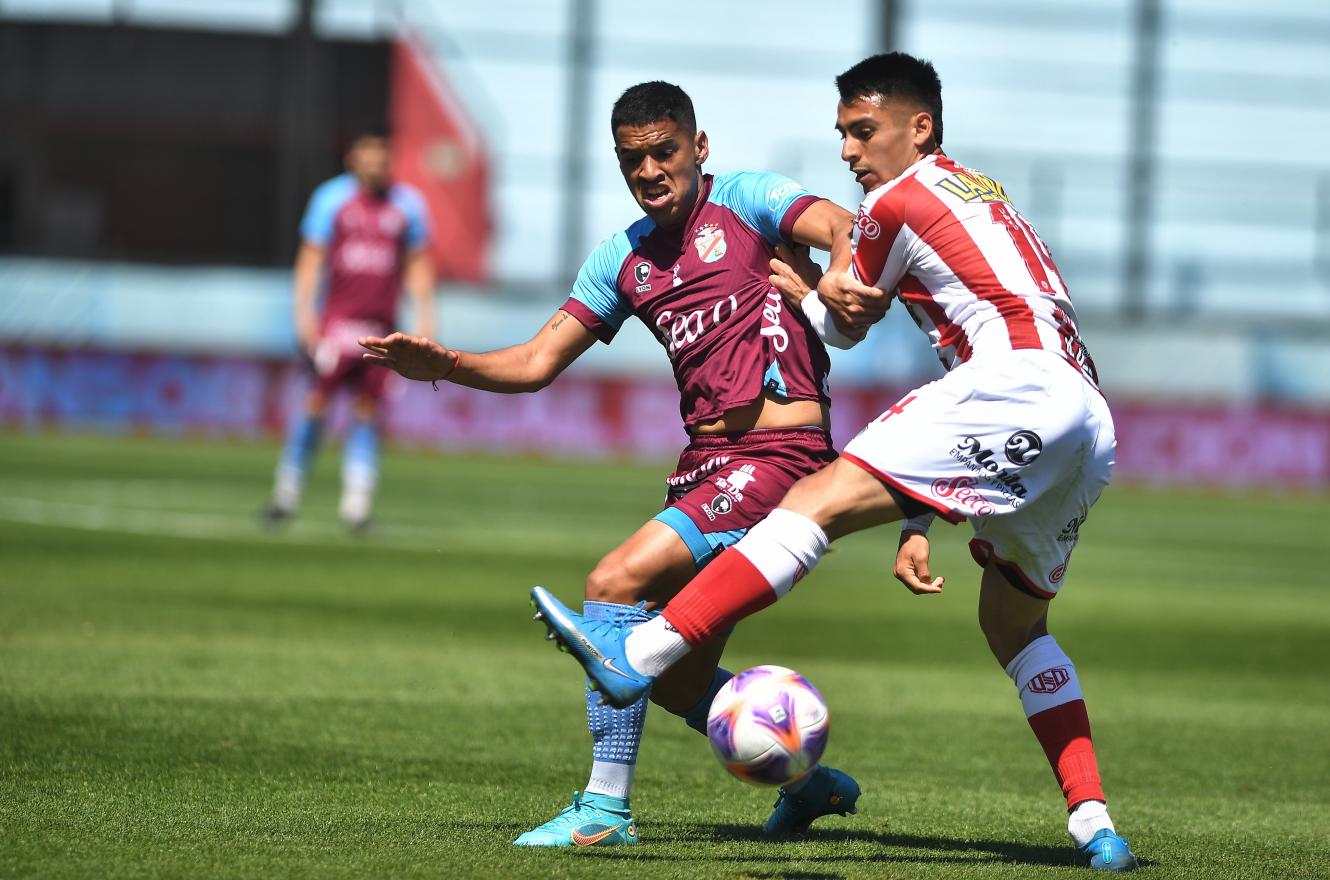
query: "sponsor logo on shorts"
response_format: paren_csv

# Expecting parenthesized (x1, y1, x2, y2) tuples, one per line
(1057, 513, 1087, 544)
(666, 455, 731, 491)
(634, 261, 652, 293)
(1004, 430, 1043, 465)
(929, 475, 995, 516)
(716, 464, 758, 503)
(950, 436, 1029, 507)
(1027, 666, 1070, 693)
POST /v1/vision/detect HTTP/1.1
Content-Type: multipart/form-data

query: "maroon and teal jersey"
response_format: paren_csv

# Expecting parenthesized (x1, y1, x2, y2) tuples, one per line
(561, 172, 832, 428)
(300, 173, 431, 328)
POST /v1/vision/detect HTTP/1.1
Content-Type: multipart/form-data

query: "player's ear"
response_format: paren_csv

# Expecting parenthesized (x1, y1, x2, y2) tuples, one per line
(912, 112, 934, 149)
(694, 129, 709, 167)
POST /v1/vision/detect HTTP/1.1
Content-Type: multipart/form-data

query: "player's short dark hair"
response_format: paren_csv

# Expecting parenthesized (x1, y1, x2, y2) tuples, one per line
(836, 52, 944, 147)
(351, 128, 391, 146)
(610, 82, 696, 135)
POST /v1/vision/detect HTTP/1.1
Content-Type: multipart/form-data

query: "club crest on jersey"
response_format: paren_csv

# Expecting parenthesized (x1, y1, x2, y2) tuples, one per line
(634, 261, 652, 293)
(693, 224, 727, 264)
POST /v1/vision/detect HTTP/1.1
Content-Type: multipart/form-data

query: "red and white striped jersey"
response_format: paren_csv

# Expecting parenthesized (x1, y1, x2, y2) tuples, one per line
(851, 153, 1098, 384)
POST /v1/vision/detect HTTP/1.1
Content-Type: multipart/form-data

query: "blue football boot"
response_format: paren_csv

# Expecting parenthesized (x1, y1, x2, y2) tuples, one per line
(530, 586, 653, 709)
(1078, 828, 1139, 872)
(763, 765, 861, 836)
(512, 791, 638, 847)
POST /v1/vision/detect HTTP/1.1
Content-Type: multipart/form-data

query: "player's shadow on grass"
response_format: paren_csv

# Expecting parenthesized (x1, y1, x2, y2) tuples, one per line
(575, 822, 1084, 870)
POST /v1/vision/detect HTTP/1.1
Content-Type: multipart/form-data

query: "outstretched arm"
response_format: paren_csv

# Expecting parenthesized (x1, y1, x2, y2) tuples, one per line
(360, 308, 597, 393)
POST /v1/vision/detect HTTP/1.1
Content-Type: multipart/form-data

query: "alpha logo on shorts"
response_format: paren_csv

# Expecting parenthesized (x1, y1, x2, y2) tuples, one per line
(1027, 666, 1070, 694)
(701, 493, 733, 521)
(1004, 430, 1043, 466)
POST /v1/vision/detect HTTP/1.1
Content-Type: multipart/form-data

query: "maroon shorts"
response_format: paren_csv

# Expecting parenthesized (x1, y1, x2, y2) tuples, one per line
(654, 427, 837, 568)
(310, 318, 392, 403)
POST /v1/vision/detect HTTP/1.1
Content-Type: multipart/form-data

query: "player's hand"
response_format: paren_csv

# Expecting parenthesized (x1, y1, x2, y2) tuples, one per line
(894, 530, 944, 595)
(818, 270, 890, 337)
(769, 243, 823, 308)
(359, 332, 457, 381)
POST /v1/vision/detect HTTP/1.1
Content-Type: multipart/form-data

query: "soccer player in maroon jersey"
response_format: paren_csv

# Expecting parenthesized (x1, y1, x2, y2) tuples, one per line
(263, 133, 435, 532)
(362, 82, 862, 845)
(531, 56, 1140, 871)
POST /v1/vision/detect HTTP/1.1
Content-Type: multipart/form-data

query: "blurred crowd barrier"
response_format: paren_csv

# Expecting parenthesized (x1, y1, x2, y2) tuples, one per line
(2, 258, 1328, 490)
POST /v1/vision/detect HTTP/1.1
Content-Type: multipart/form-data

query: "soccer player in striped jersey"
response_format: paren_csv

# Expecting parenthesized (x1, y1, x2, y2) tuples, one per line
(532, 55, 1139, 871)
(361, 82, 861, 846)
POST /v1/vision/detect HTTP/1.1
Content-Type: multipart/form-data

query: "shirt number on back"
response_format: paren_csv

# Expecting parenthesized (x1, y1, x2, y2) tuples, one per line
(989, 203, 1056, 294)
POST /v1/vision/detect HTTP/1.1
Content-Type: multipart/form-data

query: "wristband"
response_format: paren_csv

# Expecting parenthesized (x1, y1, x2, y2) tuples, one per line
(902, 512, 935, 534)
(431, 349, 462, 391)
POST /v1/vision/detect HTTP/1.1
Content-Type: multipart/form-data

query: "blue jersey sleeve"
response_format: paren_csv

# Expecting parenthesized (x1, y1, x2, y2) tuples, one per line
(709, 171, 816, 245)
(389, 183, 432, 249)
(568, 231, 635, 335)
(299, 174, 357, 246)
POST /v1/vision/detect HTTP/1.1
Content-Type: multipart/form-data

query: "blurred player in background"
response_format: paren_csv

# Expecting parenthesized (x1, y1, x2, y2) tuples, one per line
(263, 132, 434, 532)
(362, 82, 862, 846)
(532, 55, 1140, 871)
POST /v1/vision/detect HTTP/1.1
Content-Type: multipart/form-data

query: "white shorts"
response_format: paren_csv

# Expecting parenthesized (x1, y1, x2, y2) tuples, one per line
(842, 349, 1116, 598)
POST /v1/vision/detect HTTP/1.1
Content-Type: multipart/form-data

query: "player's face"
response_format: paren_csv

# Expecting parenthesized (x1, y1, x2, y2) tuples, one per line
(614, 118, 709, 228)
(836, 96, 933, 193)
(349, 139, 392, 194)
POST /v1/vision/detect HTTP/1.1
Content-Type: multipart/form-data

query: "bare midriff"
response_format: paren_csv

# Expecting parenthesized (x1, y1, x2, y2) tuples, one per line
(690, 391, 829, 435)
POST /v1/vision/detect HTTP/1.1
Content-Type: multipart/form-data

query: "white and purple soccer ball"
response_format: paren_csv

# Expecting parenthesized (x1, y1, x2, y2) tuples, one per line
(706, 665, 830, 786)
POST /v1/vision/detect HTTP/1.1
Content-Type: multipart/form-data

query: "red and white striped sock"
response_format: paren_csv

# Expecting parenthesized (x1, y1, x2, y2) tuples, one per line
(1005, 635, 1109, 820)
(625, 509, 828, 676)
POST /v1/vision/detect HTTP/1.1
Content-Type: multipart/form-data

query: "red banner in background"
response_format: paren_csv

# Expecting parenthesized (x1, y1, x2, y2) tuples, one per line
(389, 38, 490, 282)
(2, 348, 1328, 490)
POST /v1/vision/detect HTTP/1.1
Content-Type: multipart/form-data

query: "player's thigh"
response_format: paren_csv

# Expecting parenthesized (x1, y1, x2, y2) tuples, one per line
(779, 457, 909, 540)
(584, 519, 697, 606)
(350, 360, 392, 413)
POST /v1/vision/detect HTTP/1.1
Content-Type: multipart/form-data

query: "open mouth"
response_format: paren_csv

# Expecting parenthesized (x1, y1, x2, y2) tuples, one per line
(641, 185, 671, 209)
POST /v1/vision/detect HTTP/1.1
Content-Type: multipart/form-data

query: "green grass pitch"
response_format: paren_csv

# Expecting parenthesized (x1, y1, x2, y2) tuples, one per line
(1, 432, 1327, 879)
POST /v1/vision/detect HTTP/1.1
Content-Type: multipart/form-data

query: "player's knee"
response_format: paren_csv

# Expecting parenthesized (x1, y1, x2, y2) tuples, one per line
(584, 556, 650, 604)
(978, 594, 1048, 667)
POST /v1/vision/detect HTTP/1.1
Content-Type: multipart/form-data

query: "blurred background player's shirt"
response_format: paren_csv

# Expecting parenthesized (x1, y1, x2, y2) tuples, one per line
(301, 173, 430, 332)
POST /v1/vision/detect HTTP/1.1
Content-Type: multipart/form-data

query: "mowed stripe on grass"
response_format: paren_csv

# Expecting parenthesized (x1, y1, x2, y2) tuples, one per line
(1, 432, 1327, 879)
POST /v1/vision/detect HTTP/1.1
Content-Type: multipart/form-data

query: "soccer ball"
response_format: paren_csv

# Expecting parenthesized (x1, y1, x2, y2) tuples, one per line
(706, 665, 830, 786)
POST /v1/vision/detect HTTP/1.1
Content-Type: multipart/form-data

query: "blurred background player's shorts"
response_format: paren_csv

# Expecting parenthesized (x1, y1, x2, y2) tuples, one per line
(311, 319, 393, 402)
